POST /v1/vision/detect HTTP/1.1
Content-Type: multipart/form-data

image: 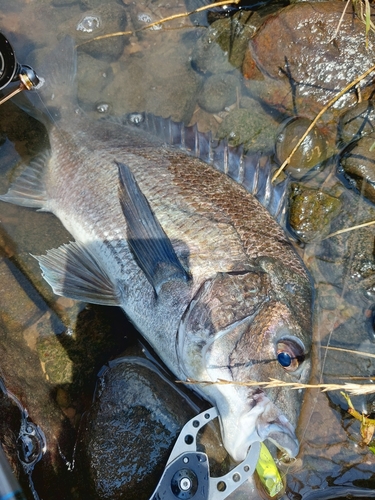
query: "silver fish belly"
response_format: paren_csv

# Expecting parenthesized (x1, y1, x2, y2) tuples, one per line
(0, 36, 312, 463)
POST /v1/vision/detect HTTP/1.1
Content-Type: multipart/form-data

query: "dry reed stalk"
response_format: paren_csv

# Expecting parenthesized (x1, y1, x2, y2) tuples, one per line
(178, 377, 375, 396)
(323, 220, 375, 239)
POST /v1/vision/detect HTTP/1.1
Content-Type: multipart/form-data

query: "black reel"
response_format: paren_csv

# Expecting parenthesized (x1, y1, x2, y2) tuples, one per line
(0, 32, 19, 90)
(0, 32, 39, 92)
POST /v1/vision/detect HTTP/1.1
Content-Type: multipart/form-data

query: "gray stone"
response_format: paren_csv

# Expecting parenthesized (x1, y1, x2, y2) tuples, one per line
(76, 51, 113, 112)
(217, 106, 278, 153)
(198, 73, 240, 113)
(76, 4, 128, 62)
(275, 117, 327, 179)
(289, 184, 342, 242)
(191, 12, 257, 74)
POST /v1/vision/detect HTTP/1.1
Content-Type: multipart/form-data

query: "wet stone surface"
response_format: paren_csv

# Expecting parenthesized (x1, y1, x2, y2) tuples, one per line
(338, 100, 375, 145)
(74, 4, 128, 61)
(289, 184, 342, 242)
(76, 355, 226, 499)
(309, 188, 375, 302)
(217, 106, 278, 153)
(339, 134, 375, 204)
(197, 72, 240, 114)
(244, 1, 375, 119)
(78, 31, 202, 123)
(275, 117, 328, 179)
(191, 11, 258, 74)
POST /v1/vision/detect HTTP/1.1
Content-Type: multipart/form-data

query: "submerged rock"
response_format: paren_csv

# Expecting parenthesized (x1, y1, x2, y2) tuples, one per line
(313, 188, 375, 301)
(191, 11, 258, 74)
(243, 1, 375, 118)
(76, 5, 128, 61)
(100, 34, 202, 123)
(338, 100, 375, 145)
(197, 72, 240, 113)
(78, 356, 227, 499)
(339, 134, 375, 204)
(275, 117, 327, 179)
(76, 52, 113, 113)
(289, 184, 341, 242)
(217, 106, 278, 152)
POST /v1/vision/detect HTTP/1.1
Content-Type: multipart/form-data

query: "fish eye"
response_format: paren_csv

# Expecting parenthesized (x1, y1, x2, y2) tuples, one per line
(277, 351, 292, 367)
(276, 338, 305, 372)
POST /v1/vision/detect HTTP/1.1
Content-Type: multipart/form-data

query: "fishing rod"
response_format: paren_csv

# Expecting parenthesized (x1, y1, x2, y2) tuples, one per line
(0, 32, 40, 106)
(0, 443, 26, 500)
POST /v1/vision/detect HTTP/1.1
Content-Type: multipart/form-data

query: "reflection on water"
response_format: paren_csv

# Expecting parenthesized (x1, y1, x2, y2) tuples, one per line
(0, 0, 375, 498)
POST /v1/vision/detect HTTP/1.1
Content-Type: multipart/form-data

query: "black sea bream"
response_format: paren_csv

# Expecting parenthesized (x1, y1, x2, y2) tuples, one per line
(0, 36, 312, 463)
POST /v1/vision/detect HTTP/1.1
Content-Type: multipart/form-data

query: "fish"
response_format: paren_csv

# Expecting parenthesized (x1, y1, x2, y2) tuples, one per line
(0, 36, 312, 464)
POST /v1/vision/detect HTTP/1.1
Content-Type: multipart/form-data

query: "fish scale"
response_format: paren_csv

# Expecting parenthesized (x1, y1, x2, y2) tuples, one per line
(0, 36, 313, 470)
(165, 151, 307, 275)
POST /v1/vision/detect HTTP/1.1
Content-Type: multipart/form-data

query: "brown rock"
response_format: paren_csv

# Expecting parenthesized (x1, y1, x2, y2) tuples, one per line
(243, 1, 375, 118)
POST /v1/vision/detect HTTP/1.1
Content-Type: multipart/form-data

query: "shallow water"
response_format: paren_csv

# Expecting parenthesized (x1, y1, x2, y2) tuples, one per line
(1, 0, 375, 499)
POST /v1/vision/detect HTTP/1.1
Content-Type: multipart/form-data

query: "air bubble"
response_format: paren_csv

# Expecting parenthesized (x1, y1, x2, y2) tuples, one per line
(138, 13, 152, 24)
(96, 103, 110, 114)
(77, 15, 101, 33)
(128, 113, 144, 125)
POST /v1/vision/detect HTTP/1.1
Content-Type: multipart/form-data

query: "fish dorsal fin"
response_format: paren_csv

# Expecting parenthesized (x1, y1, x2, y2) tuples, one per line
(117, 161, 189, 294)
(127, 113, 289, 227)
(34, 241, 120, 305)
(0, 152, 49, 209)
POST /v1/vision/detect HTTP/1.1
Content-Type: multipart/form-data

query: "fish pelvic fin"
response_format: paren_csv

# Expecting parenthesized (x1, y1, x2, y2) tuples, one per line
(34, 241, 120, 306)
(117, 161, 190, 294)
(0, 152, 49, 209)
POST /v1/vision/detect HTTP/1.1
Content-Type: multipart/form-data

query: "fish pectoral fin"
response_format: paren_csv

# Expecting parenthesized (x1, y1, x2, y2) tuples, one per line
(0, 152, 49, 210)
(117, 161, 189, 294)
(34, 241, 121, 306)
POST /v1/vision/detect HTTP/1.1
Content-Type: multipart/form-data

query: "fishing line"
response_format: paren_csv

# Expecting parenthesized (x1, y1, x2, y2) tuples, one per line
(32, 87, 93, 163)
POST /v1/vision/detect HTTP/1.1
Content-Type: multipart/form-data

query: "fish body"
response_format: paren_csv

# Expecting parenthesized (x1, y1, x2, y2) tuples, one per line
(0, 37, 312, 463)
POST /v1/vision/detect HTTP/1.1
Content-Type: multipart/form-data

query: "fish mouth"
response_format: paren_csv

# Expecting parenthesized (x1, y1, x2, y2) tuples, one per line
(218, 390, 299, 463)
(257, 412, 299, 458)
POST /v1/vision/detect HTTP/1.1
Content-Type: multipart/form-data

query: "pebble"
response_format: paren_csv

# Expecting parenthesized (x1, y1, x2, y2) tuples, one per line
(217, 106, 278, 153)
(338, 100, 375, 145)
(191, 11, 257, 74)
(289, 184, 342, 242)
(197, 72, 240, 113)
(275, 117, 327, 179)
(339, 134, 375, 203)
(77, 4, 128, 62)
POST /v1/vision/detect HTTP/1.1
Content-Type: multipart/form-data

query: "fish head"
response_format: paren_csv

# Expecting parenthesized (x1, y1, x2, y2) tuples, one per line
(177, 256, 312, 462)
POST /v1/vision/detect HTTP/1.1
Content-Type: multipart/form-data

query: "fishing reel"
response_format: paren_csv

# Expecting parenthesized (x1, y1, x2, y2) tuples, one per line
(150, 407, 261, 500)
(0, 32, 40, 106)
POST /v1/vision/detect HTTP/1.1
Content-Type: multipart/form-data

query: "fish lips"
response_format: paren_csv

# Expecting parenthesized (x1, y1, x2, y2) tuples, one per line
(218, 390, 299, 462)
(257, 412, 299, 458)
